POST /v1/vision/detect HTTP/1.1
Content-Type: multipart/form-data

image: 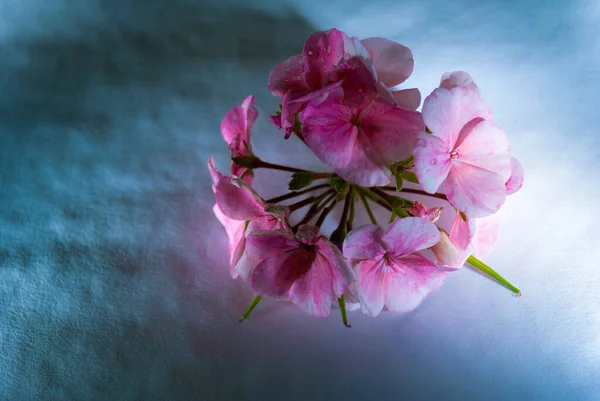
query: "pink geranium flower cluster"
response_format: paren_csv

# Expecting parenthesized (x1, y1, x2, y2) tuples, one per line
(209, 29, 523, 326)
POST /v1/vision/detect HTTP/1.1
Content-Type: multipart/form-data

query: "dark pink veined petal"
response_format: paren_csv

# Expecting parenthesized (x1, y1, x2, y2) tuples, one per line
(287, 252, 335, 317)
(220, 95, 258, 151)
(360, 97, 424, 167)
(384, 254, 446, 313)
(335, 140, 392, 186)
(316, 237, 356, 297)
(337, 58, 379, 102)
(454, 119, 511, 181)
(343, 224, 386, 262)
(449, 210, 476, 251)
(361, 37, 414, 87)
(381, 217, 440, 257)
(267, 54, 307, 96)
(244, 229, 298, 261)
(505, 157, 524, 195)
(413, 132, 452, 193)
(439, 71, 478, 90)
(423, 87, 492, 148)
(213, 176, 266, 220)
(251, 247, 314, 300)
(445, 163, 507, 218)
(391, 88, 421, 110)
(301, 103, 358, 170)
(355, 259, 386, 316)
(303, 29, 346, 89)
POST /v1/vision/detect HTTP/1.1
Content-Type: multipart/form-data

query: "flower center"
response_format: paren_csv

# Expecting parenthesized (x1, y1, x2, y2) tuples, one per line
(450, 148, 462, 159)
(350, 116, 361, 128)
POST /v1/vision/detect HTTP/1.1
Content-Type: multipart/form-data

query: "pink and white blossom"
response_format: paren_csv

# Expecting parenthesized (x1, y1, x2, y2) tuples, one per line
(301, 95, 424, 186)
(343, 217, 446, 316)
(413, 86, 511, 218)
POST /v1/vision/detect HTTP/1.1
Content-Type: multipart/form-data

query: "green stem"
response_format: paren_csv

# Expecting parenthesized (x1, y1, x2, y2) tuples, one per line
(359, 191, 378, 225)
(288, 190, 332, 212)
(338, 295, 351, 328)
(293, 191, 336, 229)
(266, 183, 330, 204)
(379, 186, 448, 201)
(466, 255, 521, 296)
(238, 295, 262, 323)
(347, 189, 356, 232)
(362, 188, 393, 212)
(255, 160, 331, 177)
(315, 197, 339, 228)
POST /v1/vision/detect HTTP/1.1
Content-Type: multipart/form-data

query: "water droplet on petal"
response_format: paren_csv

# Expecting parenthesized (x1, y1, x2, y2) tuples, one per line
(327, 45, 331, 54)
(416, 139, 426, 146)
(308, 50, 314, 56)
(430, 159, 437, 165)
(293, 76, 301, 81)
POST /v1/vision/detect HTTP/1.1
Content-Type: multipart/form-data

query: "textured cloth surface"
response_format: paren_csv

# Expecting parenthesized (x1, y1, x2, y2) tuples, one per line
(1, 0, 599, 400)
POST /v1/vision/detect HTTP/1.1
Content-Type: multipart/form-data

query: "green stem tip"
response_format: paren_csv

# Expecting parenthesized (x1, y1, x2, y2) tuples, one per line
(238, 295, 262, 323)
(338, 294, 351, 328)
(466, 255, 521, 296)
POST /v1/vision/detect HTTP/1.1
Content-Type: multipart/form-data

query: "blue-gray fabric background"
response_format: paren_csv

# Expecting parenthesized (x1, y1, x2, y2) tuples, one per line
(1, 0, 599, 400)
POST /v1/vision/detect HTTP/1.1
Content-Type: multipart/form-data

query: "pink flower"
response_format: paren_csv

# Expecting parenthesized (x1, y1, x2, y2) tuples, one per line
(268, 29, 420, 134)
(208, 158, 288, 278)
(343, 217, 445, 316)
(413, 87, 511, 218)
(408, 201, 443, 223)
(301, 95, 424, 187)
(242, 225, 355, 317)
(506, 157, 524, 195)
(220, 95, 258, 181)
(431, 211, 475, 270)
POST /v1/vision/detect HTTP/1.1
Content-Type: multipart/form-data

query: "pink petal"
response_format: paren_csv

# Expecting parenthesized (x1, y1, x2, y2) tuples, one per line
(213, 204, 246, 278)
(454, 119, 511, 181)
(472, 213, 501, 258)
(343, 224, 386, 262)
(506, 157, 524, 195)
(391, 88, 421, 110)
(251, 247, 313, 300)
(360, 97, 424, 167)
(213, 177, 266, 220)
(207, 157, 223, 186)
(423, 87, 492, 148)
(287, 252, 335, 317)
(303, 29, 346, 89)
(445, 163, 507, 218)
(267, 54, 307, 96)
(355, 259, 387, 316)
(381, 217, 441, 257)
(384, 254, 446, 312)
(361, 37, 414, 87)
(220, 95, 257, 152)
(439, 71, 478, 90)
(413, 132, 452, 193)
(301, 102, 357, 170)
(335, 141, 392, 186)
(316, 237, 356, 297)
(408, 201, 443, 223)
(244, 229, 297, 261)
(430, 231, 464, 269)
(449, 210, 476, 251)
